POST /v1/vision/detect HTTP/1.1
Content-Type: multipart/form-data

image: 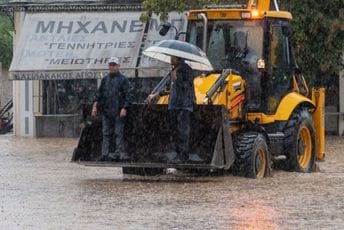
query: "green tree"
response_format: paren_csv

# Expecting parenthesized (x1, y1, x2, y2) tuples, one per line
(280, 0, 343, 86)
(142, 0, 344, 85)
(141, 0, 239, 20)
(0, 1, 13, 69)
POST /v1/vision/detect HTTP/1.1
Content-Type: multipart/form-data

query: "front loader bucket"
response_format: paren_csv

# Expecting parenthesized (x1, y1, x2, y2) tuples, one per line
(72, 104, 234, 170)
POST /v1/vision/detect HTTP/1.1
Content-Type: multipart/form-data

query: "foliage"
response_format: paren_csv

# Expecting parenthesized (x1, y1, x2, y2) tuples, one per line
(281, 0, 343, 85)
(142, 0, 344, 85)
(0, 8, 13, 69)
(141, 0, 239, 21)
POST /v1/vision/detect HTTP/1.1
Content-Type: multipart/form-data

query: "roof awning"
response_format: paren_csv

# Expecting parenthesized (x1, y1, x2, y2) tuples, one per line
(10, 11, 186, 80)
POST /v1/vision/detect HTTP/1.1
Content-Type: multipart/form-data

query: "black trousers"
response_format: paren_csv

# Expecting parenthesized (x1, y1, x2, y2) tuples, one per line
(170, 109, 192, 159)
(101, 115, 125, 157)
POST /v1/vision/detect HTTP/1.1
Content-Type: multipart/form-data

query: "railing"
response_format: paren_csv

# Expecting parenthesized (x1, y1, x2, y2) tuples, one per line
(0, 99, 13, 134)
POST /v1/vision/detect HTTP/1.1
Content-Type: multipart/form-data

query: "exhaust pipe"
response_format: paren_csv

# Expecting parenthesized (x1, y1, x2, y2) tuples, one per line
(273, 0, 280, 11)
(197, 13, 208, 52)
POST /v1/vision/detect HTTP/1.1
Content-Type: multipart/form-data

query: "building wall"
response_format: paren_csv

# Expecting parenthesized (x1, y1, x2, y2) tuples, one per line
(13, 11, 36, 136)
(324, 73, 340, 135)
(9, 6, 178, 137)
(339, 70, 344, 136)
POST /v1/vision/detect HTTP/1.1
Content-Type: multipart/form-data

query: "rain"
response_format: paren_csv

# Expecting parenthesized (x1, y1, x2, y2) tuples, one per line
(1, 0, 343, 229)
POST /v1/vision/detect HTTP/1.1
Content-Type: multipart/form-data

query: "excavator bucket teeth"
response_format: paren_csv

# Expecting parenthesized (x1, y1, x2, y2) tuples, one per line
(72, 104, 234, 169)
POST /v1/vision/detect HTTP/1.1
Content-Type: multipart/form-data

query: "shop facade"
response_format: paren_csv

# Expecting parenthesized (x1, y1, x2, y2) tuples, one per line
(4, 0, 186, 137)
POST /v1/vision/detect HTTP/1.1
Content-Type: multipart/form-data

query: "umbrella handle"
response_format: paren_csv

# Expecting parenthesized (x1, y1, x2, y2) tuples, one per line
(144, 68, 174, 103)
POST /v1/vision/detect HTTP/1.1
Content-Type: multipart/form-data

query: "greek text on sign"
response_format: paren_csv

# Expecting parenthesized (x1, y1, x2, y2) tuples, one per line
(10, 12, 145, 72)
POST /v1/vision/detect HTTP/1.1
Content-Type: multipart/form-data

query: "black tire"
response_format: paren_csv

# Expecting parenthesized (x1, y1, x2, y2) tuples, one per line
(232, 132, 270, 179)
(122, 167, 164, 176)
(282, 108, 316, 172)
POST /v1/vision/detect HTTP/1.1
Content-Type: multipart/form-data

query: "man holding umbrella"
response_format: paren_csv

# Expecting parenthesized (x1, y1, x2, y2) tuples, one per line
(147, 56, 198, 163)
(144, 39, 213, 163)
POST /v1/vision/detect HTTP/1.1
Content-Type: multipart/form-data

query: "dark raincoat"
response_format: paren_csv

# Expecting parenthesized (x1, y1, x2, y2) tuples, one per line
(160, 62, 196, 111)
(94, 72, 130, 117)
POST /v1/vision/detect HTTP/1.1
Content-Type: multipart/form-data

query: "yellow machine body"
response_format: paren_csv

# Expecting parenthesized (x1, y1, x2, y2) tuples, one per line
(312, 88, 326, 160)
(73, 0, 326, 177)
(159, 72, 245, 121)
(158, 0, 326, 164)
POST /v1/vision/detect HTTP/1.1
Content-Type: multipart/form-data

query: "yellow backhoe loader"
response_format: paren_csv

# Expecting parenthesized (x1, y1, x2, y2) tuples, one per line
(72, 0, 325, 178)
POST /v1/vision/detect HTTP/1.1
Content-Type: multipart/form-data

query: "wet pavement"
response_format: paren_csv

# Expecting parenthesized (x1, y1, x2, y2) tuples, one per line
(0, 135, 343, 229)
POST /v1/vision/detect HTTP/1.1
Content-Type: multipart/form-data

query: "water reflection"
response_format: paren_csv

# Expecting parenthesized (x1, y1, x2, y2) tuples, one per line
(230, 201, 280, 230)
(1, 135, 343, 229)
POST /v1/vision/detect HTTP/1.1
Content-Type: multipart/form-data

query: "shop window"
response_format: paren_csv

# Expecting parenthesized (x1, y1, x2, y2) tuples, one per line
(42, 80, 97, 115)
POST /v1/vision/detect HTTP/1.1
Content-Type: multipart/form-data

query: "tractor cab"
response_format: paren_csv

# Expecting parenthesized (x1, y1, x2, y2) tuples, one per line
(185, 4, 309, 116)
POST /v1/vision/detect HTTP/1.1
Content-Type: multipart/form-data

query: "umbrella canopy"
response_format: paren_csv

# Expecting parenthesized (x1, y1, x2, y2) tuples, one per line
(143, 40, 213, 71)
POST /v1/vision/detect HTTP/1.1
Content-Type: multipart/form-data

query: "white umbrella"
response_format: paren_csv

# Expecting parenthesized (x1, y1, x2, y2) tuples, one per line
(143, 40, 213, 71)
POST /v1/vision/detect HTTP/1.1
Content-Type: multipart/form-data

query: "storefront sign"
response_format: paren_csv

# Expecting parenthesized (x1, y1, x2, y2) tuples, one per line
(10, 11, 187, 80)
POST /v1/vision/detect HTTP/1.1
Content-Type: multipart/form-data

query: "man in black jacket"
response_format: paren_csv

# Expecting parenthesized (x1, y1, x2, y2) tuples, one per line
(148, 56, 198, 163)
(92, 57, 130, 161)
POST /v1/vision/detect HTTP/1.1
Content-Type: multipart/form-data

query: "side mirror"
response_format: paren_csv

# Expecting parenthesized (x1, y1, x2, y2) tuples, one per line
(159, 22, 172, 36)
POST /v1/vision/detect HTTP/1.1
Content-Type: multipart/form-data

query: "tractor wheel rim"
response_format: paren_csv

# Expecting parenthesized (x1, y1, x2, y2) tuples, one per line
(255, 148, 266, 178)
(297, 125, 312, 168)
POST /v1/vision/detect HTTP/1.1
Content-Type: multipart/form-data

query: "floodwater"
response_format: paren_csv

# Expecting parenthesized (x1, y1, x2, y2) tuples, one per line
(0, 135, 343, 229)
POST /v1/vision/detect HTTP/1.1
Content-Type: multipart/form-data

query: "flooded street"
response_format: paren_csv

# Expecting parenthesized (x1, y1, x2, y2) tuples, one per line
(0, 135, 343, 229)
